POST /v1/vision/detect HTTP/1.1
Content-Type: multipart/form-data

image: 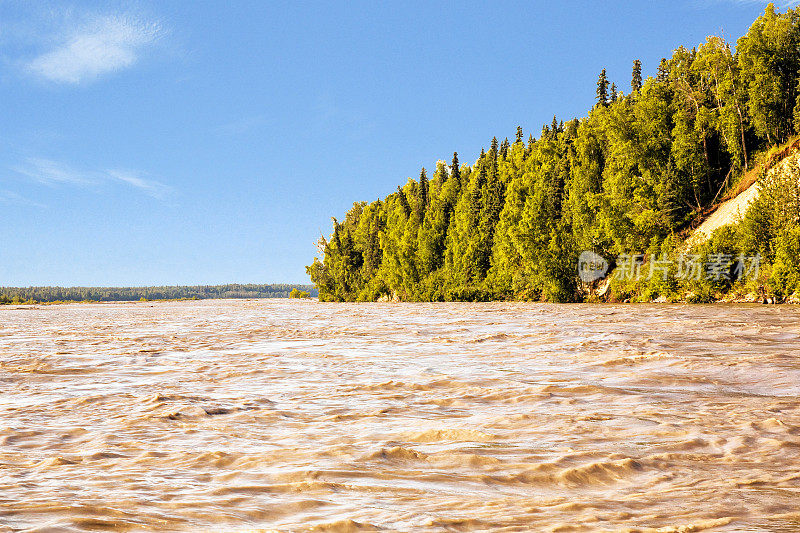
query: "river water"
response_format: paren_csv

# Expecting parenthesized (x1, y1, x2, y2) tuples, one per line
(1, 300, 799, 532)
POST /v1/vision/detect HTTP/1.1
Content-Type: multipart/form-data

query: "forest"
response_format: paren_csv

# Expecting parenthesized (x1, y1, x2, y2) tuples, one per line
(0, 284, 318, 304)
(308, 4, 800, 303)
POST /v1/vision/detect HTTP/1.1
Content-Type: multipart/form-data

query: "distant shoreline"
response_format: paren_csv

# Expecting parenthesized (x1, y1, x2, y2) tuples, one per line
(0, 284, 317, 305)
(0, 297, 321, 307)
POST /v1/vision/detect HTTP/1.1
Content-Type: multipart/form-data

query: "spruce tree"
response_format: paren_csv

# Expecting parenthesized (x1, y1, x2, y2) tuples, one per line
(470, 164, 486, 224)
(657, 58, 669, 82)
(611, 83, 618, 102)
(490, 137, 499, 159)
(631, 59, 643, 92)
(415, 168, 429, 220)
(516, 126, 524, 144)
(331, 217, 341, 249)
(596, 68, 609, 107)
(450, 152, 460, 186)
(500, 137, 510, 159)
(397, 186, 411, 217)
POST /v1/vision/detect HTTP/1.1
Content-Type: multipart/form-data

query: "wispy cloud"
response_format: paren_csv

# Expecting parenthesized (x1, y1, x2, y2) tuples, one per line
(0, 189, 46, 209)
(12, 157, 172, 199)
(27, 13, 163, 84)
(13, 157, 93, 185)
(107, 169, 171, 199)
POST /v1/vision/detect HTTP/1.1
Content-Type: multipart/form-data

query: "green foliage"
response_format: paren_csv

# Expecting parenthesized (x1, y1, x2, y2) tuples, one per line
(307, 5, 800, 302)
(737, 4, 800, 144)
(750, 158, 800, 253)
(768, 227, 800, 298)
(289, 288, 311, 298)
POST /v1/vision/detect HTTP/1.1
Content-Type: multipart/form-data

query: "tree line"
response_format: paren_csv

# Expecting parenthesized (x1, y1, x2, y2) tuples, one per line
(308, 4, 800, 302)
(0, 284, 318, 304)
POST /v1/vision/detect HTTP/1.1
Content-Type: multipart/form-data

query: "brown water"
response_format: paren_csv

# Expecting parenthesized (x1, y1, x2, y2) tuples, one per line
(2, 300, 800, 532)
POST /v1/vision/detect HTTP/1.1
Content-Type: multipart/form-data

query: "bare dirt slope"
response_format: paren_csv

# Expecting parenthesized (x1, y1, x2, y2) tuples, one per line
(688, 147, 800, 247)
(687, 181, 761, 247)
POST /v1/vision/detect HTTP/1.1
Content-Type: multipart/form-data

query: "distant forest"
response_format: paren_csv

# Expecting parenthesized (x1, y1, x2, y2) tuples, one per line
(0, 284, 318, 304)
(308, 4, 800, 302)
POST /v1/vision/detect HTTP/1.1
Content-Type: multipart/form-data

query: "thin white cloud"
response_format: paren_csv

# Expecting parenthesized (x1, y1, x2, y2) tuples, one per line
(12, 157, 172, 199)
(27, 14, 162, 84)
(13, 157, 93, 185)
(107, 169, 171, 199)
(0, 189, 46, 209)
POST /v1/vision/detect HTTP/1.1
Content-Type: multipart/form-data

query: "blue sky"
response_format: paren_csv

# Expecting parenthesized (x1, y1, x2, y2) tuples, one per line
(0, 0, 792, 286)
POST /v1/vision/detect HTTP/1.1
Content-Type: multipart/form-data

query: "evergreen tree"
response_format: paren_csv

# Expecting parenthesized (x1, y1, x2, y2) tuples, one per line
(364, 219, 382, 275)
(596, 68, 609, 107)
(471, 164, 486, 223)
(610, 83, 618, 102)
(415, 168, 429, 220)
(632, 59, 643, 92)
(396, 186, 411, 218)
(500, 138, 510, 159)
(450, 152, 460, 186)
(516, 126, 524, 144)
(657, 58, 669, 82)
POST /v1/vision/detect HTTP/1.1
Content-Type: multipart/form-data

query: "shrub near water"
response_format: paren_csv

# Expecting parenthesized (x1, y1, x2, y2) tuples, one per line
(769, 227, 800, 299)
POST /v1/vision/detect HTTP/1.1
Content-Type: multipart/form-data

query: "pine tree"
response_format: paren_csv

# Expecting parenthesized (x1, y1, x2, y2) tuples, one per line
(500, 138, 510, 159)
(331, 217, 341, 249)
(415, 168, 429, 220)
(596, 68, 609, 107)
(516, 126, 524, 144)
(397, 186, 411, 217)
(450, 152, 460, 186)
(657, 58, 669, 82)
(631, 59, 643, 92)
(478, 161, 504, 279)
(364, 219, 382, 274)
(490, 137, 499, 159)
(470, 164, 486, 224)
(610, 83, 618, 102)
